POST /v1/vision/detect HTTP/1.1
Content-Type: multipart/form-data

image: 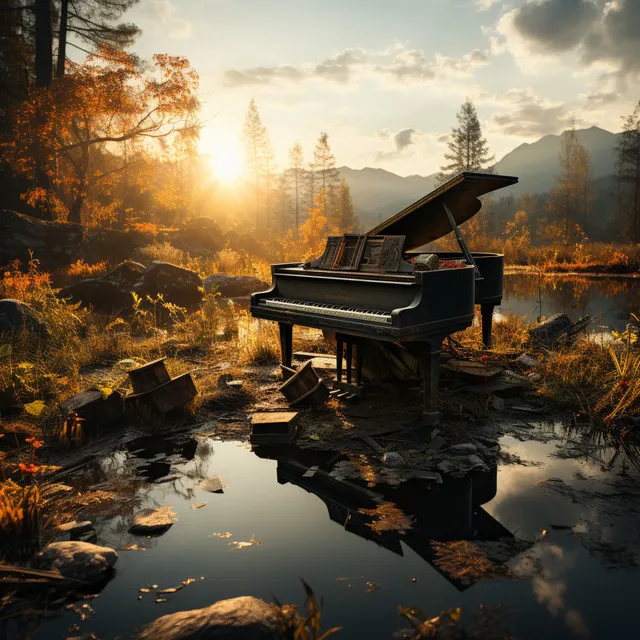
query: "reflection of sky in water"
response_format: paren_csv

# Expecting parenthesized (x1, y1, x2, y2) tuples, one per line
(499, 274, 640, 331)
(25, 438, 640, 640)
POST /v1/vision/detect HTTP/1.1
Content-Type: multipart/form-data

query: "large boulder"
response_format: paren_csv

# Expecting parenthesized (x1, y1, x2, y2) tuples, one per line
(0, 299, 48, 336)
(137, 596, 279, 640)
(57, 278, 132, 313)
(0, 209, 84, 270)
(102, 260, 146, 288)
(224, 230, 269, 259)
(204, 274, 269, 298)
(135, 261, 203, 308)
(36, 541, 118, 583)
(167, 217, 224, 256)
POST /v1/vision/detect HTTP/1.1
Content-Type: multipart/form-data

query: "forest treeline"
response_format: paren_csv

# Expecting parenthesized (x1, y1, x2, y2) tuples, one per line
(1, 0, 640, 259)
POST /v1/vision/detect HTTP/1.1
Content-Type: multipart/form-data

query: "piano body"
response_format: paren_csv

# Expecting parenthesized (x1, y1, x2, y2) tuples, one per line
(250, 172, 518, 425)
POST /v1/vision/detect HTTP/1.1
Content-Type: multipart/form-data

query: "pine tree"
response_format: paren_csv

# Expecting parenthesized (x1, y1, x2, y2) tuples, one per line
(312, 132, 340, 221)
(56, 0, 141, 77)
(338, 178, 355, 231)
(288, 142, 304, 233)
(242, 99, 270, 230)
(437, 98, 494, 184)
(277, 172, 290, 233)
(547, 122, 594, 242)
(616, 101, 640, 242)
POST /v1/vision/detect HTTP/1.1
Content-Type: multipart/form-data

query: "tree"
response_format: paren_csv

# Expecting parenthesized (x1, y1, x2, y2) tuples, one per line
(616, 101, 640, 242)
(288, 142, 304, 233)
(337, 178, 355, 231)
(437, 98, 494, 184)
(547, 123, 594, 242)
(277, 172, 290, 232)
(2, 46, 200, 223)
(312, 132, 339, 222)
(242, 99, 271, 230)
(55, 0, 140, 77)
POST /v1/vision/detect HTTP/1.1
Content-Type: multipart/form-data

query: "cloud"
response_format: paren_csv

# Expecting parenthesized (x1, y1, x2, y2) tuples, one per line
(487, 88, 577, 137)
(148, 0, 192, 39)
(476, 0, 503, 11)
(223, 45, 488, 88)
(493, 0, 640, 85)
(513, 0, 599, 52)
(374, 128, 421, 162)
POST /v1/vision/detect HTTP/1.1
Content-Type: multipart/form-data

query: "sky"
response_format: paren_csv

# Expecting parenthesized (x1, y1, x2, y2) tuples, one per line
(122, 0, 640, 177)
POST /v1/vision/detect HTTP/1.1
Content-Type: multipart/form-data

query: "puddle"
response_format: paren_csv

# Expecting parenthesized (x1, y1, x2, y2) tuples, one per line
(8, 430, 640, 639)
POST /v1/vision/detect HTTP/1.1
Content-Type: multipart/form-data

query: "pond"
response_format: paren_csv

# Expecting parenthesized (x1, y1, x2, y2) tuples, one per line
(10, 429, 640, 640)
(501, 273, 640, 332)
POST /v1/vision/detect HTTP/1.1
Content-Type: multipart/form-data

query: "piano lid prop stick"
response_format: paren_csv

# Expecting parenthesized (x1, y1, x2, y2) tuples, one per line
(442, 202, 483, 281)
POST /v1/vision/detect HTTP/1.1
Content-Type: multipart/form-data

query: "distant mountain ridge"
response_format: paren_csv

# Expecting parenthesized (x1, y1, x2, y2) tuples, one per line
(340, 126, 620, 228)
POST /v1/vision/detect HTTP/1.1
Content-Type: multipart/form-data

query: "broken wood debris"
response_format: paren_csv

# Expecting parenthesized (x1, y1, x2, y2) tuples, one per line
(278, 361, 329, 408)
(250, 411, 299, 444)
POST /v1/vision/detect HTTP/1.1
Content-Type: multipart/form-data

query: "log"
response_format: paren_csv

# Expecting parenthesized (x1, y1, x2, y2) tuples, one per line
(528, 313, 592, 347)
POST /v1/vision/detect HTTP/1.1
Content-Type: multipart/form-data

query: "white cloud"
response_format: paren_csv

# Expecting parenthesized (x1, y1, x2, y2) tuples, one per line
(148, 0, 192, 40)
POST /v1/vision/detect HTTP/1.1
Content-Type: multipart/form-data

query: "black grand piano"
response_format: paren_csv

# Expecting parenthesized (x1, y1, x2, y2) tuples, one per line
(251, 172, 518, 425)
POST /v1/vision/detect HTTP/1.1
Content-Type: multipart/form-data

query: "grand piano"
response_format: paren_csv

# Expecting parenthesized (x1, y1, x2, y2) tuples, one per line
(250, 172, 518, 425)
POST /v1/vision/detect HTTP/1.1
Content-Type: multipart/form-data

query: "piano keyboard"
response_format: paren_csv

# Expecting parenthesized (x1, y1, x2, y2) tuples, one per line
(261, 298, 392, 324)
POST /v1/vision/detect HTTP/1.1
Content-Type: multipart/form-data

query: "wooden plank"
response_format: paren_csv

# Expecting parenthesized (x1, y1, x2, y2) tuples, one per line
(293, 351, 335, 360)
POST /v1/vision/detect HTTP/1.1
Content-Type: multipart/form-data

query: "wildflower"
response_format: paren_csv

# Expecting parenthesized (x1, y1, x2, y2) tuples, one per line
(18, 462, 42, 474)
(481, 354, 490, 361)
(25, 437, 44, 449)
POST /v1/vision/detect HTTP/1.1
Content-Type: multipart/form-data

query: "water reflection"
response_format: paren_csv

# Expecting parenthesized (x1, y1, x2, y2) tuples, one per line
(501, 274, 640, 331)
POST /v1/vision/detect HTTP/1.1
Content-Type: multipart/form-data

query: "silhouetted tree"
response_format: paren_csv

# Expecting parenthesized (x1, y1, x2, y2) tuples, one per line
(242, 99, 270, 230)
(338, 178, 355, 230)
(616, 101, 640, 242)
(312, 132, 339, 220)
(288, 142, 304, 233)
(437, 98, 494, 184)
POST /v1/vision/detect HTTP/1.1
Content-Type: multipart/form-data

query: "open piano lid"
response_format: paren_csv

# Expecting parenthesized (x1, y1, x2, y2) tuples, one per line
(368, 172, 518, 251)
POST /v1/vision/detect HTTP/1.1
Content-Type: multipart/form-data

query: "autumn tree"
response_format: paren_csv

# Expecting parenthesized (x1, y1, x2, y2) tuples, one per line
(2, 46, 200, 224)
(616, 101, 640, 242)
(437, 98, 494, 184)
(546, 123, 593, 242)
(312, 132, 340, 222)
(288, 141, 304, 233)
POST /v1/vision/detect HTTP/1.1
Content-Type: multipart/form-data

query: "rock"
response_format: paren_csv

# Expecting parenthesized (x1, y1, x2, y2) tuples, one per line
(56, 521, 94, 539)
(36, 541, 117, 583)
(203, 274, 268, 298)
(412, 254, 440, 271)
(136, 596, 279, 640)
(437, 460, 453, 474)
(200, 476, 225, 493)
(129, 507, 176, 535)
(0, 299, 48, 336)
(60, 388, 125, 431)
(449, 443, 478, 454)
(224, 230, 269, 259)
(491, 395, 505, 411)
(0, 209, 84, 270)
(167, 217, 224, 256)
(516, 354, 538, 368)
(57, 278, 132, 313)
(136, 261, 203, 308)
(428, 435, 448, 450)
(102, 260, 146, 287)
(382, 452, 406, 468)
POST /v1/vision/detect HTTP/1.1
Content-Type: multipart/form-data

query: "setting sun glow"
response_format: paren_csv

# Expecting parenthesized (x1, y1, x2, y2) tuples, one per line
(208, 141, 243, 183)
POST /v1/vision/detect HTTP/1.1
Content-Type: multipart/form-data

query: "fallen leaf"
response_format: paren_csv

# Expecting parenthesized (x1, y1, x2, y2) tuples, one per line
(189, 502, 208, 510)
(24, 400, 46, 416)
(229, 535, 262, 551)
(210, 532, 232, 539)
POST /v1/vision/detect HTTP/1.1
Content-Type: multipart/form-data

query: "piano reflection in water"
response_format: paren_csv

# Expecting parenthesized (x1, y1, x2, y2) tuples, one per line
(250, 172, 518, 426)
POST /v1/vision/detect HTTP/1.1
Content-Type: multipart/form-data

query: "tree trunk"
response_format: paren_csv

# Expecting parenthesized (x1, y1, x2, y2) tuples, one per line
(56, 0, 68, 78)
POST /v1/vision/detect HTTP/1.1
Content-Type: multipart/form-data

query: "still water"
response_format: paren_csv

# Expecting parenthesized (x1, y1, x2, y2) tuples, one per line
(501, 273, 640, 331)
(14, 430, 640, 640)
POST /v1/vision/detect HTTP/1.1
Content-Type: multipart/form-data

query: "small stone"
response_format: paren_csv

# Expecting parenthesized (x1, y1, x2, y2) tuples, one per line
(199, 476, 225, 493)
(516, 354, 538, 368)
(468, 454, 489, 470)
(429, 435, 447, 451)
(36, 541, 117, 583)
(56, 520, 94, 537)
(437, 460, 453, 474)
(382, 452, 406, 468)
(129, 507, 176, 535)
(491, 396, 505, 411)
(449, 443, 477, 454)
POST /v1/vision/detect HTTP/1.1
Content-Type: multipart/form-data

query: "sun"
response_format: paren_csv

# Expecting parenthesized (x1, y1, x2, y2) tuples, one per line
(208, 141, 243, 184)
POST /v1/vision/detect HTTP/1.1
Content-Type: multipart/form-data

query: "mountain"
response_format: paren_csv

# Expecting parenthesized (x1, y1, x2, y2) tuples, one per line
(338, 166, 437, 229)
(341, 126, 620, 228)
(493, 126, 619, 197)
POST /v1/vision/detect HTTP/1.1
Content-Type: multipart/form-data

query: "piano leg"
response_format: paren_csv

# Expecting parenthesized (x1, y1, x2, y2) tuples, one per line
(355, 339, 363, 386)
(480, 303, 496, 349)
(336, 335, 343, 382)
(278, 323, 293, 368)
(421, 339, 442, 426)
(345, 340, 353, 384)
